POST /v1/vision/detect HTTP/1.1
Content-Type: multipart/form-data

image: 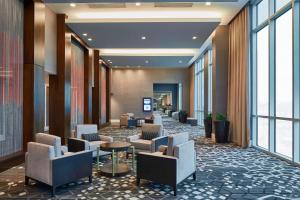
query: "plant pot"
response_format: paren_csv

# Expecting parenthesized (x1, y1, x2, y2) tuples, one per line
(179, 113, 188, 123)
(214, 120, 230, 143)
(204, 118, 212, 138)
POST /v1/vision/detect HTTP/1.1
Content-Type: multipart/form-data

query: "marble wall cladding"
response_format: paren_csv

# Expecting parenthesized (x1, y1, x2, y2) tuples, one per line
(0, 0, 23, 157)
(100, 66, 107, 124)
(71, 43, 84, 131)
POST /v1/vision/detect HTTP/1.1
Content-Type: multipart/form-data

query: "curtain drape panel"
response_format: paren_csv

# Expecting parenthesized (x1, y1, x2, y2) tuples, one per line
(227, 7, 250, 148)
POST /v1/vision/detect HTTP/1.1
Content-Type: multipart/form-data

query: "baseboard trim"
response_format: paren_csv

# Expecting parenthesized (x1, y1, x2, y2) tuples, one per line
(0, 151, 25, 173)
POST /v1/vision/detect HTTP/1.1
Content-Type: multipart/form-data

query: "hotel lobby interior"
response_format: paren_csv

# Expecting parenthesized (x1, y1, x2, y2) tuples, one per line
(1, 0, 300, 199)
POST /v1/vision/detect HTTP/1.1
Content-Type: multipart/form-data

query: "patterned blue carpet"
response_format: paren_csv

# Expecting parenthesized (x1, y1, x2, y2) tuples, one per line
(0, 118, 300, 199)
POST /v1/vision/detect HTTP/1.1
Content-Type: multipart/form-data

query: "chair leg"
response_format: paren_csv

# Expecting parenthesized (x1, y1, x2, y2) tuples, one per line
(52, 186, 56, 197)
(89, 175, 93, 183)
(136, 178, 140, 186)
(193, 172, 197, 181)
(25, 176, 29, 185)
(173, 185, 177, 196)
(126, 152, 129, 159)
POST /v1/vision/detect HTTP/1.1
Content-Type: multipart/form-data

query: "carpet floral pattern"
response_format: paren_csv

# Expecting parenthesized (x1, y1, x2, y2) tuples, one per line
(0, 118, 300, 199)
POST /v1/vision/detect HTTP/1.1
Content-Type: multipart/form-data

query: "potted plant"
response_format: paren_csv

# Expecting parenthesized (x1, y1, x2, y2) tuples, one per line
(214, 113, 230, 143)
(179, 110, 188, 123)
(204, 113, 212, 138)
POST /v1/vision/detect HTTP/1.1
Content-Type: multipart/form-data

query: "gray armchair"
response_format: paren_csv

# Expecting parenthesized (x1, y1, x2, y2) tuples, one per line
(127, 124, 167, 153)
(25, 133, 92, 196)
(136, 132, 196, 196)
(68, 124, 113, 157)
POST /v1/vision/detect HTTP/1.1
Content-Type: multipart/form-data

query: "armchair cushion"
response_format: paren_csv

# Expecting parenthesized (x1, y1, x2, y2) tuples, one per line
(126, 134, 141, 142)
(167, 132, 189, 156)
(82, 133, 100, 142)
(131, 139, 152, 151)
(141, 131, 159, 140)
(35, 133, 62, 157)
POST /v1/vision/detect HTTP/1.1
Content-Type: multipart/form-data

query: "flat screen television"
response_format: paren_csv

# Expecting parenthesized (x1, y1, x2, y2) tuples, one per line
(143, 97, 152, 112)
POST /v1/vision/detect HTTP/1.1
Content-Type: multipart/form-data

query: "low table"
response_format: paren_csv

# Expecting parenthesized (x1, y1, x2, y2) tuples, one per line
(99, 141, 135, 177)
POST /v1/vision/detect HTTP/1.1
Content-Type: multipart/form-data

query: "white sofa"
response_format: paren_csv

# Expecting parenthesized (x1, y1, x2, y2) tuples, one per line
(25, 133, 93, 196)
(68, 124, 113, 157)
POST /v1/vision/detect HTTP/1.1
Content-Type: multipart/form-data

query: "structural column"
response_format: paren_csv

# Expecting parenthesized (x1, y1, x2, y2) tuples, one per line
(92, 50, 100, 128)
(84, 49, 93, 124)
(49, 14, 71, 143)
(23, 0, 45, 150)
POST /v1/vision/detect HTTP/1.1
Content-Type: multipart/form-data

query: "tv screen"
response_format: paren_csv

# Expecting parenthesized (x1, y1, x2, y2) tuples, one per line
(143, 98, 152, 112)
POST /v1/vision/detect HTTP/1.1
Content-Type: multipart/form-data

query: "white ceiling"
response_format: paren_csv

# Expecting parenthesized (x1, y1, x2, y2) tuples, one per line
(46, 0, 249, 68)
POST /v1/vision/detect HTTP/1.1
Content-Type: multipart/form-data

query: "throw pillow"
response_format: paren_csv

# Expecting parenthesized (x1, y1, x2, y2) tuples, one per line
(141, 131, 159, 140)
(82, 133, 100, 141)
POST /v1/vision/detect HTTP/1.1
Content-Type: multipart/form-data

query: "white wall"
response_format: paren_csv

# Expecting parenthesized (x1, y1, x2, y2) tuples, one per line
(110, 68, 190, 119)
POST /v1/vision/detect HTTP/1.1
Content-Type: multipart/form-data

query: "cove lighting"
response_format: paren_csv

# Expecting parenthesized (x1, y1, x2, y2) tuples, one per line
(70, 3, 76, 7)
(205, 2, 212, 6)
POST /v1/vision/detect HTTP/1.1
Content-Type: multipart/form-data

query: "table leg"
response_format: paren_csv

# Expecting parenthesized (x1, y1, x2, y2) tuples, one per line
(97, 147, 100, 170)
(112, 149, 115, 177)
(131, 146, 135, 172)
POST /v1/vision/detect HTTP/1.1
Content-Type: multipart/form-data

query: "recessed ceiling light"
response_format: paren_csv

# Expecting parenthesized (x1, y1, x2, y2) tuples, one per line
(141, 36, 146, 40)
(70, 3, 76, 7)
(88, 38, 92, 41)
(205, 2, 212, 6)
(145, 60, 149, 64)
(192, 36, 197, 40)
(179, 60, 183, 63)
(135, 2, 141, 6)
(82, 33, 88, 36)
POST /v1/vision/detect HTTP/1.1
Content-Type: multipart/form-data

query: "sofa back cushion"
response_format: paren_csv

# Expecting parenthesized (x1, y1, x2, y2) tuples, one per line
(82, 133, 100, 142)
(167, 132, 189, 156)
(76, 124, 98, 139)
(35, 133, 62, 157)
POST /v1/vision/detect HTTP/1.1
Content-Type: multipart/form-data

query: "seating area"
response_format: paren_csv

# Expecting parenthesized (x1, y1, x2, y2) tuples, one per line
(1, 0, 300, 199)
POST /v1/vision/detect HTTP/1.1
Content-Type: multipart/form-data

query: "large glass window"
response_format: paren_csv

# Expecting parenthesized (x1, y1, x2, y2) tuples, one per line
(257, 26, 269, 116)
(275, 10, 293, 119)
(194, 58, 205, 126)
(276, 0, 291, 11)
(257, 0, 269, 25)
(252, 0, 296, 162)
(208, 50, 213, 113)
(275, 9, 293, 157)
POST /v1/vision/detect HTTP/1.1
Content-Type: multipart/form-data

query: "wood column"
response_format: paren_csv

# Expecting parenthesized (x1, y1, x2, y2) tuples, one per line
(49, 14, 71, 144)
(84, 49, 93, 124)
(92, 50, 100, 128)
(106, 67, 111, 123)
(23, 0, 45, 150)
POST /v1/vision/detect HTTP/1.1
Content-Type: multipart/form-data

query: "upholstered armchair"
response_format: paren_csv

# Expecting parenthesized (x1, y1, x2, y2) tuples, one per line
(25, 133, 93, 196)
(68, 124, 113, 157)
(136, 132, 196, 196)
(153, 114, 163, 125)
(126, 124, 168, 153)
(120, 113, 135, 127)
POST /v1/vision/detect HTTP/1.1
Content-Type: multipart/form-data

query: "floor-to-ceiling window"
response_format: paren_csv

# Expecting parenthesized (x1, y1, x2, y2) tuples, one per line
(207, 50, 213, 114)
(194, 57, 204, 126)
(251, 0, 299, 161)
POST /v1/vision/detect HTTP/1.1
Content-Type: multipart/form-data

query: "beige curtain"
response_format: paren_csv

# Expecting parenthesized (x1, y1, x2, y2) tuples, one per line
(227, 7, 250, 148)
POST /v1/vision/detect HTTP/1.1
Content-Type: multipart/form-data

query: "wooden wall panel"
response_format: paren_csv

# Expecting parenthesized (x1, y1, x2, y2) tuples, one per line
(92, 50, 100, 128)
(84, 49, 93, 124)
(23, 0, 45, 151)
(49, 14, 71, 143)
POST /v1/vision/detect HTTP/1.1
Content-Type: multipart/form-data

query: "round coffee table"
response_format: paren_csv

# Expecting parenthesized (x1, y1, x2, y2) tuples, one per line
(100, 141, 134, 177)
